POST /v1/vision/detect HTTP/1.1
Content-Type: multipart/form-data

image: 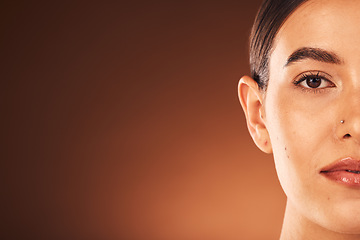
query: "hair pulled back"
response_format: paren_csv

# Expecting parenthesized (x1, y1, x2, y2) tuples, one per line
(250, 0, 307, 90)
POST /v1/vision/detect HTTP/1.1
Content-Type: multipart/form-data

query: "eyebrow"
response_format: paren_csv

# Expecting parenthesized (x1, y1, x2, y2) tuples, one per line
(284, 47, 343, 67)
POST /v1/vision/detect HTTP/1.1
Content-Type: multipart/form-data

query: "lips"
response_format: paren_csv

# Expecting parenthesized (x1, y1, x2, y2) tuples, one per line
(320, 157, 360, 187)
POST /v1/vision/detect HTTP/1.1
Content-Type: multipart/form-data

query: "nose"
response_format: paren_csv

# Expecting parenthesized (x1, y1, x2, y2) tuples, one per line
(336, 94, 360, 144)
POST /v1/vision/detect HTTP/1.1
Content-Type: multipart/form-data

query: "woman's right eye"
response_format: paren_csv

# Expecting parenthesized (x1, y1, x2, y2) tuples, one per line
(294, 72, 335, 91)
(302, 75, 322, 88)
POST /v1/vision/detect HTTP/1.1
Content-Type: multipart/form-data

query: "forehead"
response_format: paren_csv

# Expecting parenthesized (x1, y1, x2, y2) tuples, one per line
(271, 0, 360, 64)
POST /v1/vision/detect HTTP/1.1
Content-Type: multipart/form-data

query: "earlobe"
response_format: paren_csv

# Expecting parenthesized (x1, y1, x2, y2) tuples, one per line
(238, 76, 272, 154)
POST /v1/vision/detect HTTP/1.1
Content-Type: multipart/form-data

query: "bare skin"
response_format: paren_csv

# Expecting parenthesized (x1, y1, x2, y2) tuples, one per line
(239, 0, 360, 239)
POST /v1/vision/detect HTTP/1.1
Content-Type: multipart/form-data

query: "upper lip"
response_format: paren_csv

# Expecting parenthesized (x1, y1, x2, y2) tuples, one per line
(320, 157, 360, 172)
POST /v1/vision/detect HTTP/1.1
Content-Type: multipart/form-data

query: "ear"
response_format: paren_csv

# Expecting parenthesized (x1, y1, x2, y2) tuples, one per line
(238, 76, 272, 154)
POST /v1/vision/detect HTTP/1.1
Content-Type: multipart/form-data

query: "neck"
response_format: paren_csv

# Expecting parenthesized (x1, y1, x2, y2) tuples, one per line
(280, 200, 360, 240)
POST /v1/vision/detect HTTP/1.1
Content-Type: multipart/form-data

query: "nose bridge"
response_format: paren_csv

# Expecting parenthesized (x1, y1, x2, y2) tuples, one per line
(346, 84, 360, 117)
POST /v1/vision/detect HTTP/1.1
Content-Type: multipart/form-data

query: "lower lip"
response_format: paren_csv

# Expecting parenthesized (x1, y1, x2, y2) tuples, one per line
(321, 171, 360, 187)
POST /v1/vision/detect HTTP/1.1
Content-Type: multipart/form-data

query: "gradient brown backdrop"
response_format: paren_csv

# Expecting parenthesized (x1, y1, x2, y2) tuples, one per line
(2, 1, 286, 239)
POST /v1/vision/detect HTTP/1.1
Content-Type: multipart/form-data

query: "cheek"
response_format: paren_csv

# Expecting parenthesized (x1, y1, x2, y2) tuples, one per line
(265, 89, 360, 232)
(265, 90, 337, 193)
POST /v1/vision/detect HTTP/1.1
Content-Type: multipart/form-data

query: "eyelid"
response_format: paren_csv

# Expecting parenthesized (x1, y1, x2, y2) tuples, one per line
(292, 70, 335, 88)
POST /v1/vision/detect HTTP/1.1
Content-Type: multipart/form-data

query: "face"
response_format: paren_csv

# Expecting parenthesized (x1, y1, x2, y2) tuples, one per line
(265, 0, 360, 233)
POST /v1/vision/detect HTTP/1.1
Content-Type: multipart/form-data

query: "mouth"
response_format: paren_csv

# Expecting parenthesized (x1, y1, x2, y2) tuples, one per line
(320, 157, 360, 187)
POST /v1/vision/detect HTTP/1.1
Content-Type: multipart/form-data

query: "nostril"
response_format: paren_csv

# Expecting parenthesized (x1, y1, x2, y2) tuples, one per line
(344, 133, 351, 139)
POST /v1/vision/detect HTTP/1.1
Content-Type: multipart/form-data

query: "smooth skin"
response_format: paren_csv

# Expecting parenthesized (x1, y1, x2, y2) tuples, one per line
(239, 0, 360, 239)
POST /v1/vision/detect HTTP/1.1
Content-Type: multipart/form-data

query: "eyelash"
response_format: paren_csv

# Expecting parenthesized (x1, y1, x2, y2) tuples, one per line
(293, 71, 335, 93)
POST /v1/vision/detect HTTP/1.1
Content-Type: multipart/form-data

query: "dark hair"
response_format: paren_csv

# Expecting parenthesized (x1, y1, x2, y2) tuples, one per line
(250, 0, 307, 90)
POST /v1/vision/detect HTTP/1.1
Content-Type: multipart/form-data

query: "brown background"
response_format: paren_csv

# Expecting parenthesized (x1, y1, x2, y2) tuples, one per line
(2, 1, 286, 239)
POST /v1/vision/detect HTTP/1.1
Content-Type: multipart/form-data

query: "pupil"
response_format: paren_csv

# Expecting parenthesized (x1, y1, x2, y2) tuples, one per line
(306, 77, 321, 88)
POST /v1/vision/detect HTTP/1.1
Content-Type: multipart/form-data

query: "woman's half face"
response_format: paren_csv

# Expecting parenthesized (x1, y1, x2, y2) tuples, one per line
(265, 0, 360, 233)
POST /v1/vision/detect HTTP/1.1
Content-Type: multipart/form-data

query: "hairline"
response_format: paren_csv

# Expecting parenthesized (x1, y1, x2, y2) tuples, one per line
(250, 0, 310, 92)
